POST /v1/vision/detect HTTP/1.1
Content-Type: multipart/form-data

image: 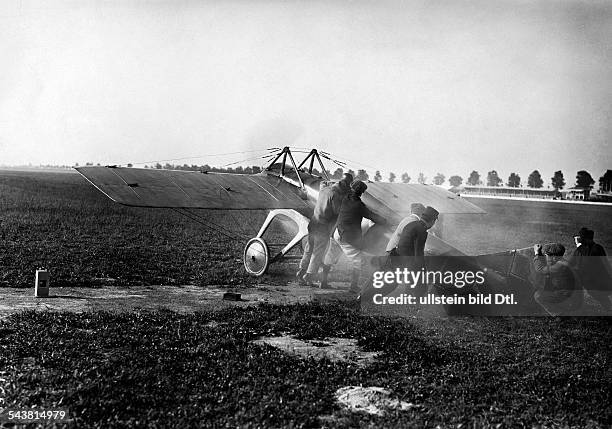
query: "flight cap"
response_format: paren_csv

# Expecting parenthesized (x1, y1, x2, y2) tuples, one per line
(421, 206, 439, 223)
(350, 180, 367, 194)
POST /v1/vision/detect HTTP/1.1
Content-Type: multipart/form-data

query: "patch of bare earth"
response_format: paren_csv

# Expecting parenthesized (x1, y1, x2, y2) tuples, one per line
(334, 386, 419, 416)
(252, 335, 379, 367)
(0, 284, 353, 319)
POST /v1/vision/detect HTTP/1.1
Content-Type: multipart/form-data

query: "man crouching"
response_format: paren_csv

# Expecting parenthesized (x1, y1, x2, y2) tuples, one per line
(532, 243, 583, 317)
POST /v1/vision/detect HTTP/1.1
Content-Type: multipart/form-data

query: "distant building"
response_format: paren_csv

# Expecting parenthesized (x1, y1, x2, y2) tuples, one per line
(449, 185, 557, 199)
(598, 169, 612, 193)
(591, 170, 612, 202)
(560, 187, 591, 201)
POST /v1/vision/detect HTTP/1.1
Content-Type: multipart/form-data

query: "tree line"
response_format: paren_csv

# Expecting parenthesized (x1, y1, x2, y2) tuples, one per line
(454, 169, 610, 191)
(80, 161, 611, 192)
(78, 162, 264, 174)
(338, 168, 611, 192)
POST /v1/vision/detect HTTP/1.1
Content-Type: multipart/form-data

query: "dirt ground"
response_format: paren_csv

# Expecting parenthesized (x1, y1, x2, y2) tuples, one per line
(0, 282, 355, 320)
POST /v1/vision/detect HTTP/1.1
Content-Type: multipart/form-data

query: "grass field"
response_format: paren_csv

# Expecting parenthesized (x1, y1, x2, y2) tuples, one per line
(1, 304, 611, 428)
(1, 168, 611, 427)
(0, 168, 300, 288)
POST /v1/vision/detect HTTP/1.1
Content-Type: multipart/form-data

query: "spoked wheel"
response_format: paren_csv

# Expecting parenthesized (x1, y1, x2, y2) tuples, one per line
(243, 237, 270, 276)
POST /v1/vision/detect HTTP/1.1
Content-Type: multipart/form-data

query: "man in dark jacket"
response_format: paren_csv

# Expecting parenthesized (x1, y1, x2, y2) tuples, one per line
(359, 203, 429, 301)
(567, 228, 612, 311)
(385, 203, 426, 253)
(332, 180, 387, 292)
(396, 206, 438, 260)
(297, 173, 353, 287)
(393, 206, 439, 298)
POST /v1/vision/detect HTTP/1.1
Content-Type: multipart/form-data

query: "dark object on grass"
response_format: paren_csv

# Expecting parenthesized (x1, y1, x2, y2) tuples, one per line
(223, 292, 242, 301)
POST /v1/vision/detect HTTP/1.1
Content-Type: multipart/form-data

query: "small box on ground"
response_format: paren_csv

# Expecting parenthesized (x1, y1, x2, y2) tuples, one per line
(35, 270, 50, 297)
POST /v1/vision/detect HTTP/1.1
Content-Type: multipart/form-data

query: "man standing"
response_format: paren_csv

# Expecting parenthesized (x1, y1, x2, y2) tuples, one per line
(332, 180, 387, 293)
(568, 227, 612, 311)
(297, 173, 353, 287)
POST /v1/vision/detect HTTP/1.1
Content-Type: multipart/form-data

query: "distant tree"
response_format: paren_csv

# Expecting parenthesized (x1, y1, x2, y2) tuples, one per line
(75, 162, 79, 167)
(551, 170, 565, 191)
(356, 169, 369, 181)
(389, 172, 396, 183)
(374, 170, 382, 182)
(576, 170, 595, 189)
(127, 163, 133, 168)
(527, 170, 544, 188)
(347, 169, 356, 179)
(144, 165, 149, 168)
(312, 168, 321, 176)
(449, 175, 463, 187)
(401, 173, 411, 184)
(467, 170, 480, 186)
(433, 173, 445, 186)
(96, 163, 101, 166)
(507, 173, 521, 188)
(244, 166, 253, 174)
(486, 170, 502, 187)
(252, 165, 262, 174)
(417, 172, 426, 184)
(331, 168, 344, 180)
(599, 169, 612, 192)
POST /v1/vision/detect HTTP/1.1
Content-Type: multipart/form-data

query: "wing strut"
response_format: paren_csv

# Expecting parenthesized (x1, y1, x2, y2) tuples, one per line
(265, 147, 307, 189)
(296, 149, 330, 180)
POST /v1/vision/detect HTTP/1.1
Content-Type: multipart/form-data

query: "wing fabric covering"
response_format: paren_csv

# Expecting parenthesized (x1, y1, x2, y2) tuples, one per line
(75, 167, 311, 210)
(363, 183, 485, 221)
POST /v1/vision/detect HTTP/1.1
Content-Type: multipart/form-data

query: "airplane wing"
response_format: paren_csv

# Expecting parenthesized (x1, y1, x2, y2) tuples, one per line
(75, 166, 311, 210)
(362, 183, 485, 221)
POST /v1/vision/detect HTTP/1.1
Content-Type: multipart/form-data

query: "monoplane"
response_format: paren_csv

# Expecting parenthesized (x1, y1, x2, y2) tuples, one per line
(76, 147, 537, 313)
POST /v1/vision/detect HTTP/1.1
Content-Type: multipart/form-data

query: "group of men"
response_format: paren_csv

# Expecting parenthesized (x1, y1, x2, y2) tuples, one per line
(532, 227, 612, 316)
(296, 173, 438, 295)
(295, 175, 611, 317)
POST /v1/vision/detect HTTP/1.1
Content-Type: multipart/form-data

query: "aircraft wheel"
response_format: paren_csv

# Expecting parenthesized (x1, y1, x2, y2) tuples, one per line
(243, 237, 270, 276)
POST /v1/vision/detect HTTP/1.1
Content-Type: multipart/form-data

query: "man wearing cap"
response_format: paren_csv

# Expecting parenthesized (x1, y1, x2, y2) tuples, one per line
(532, 243, 583, 316)
(396, 206, 438, 259)
(359, 203, 427, 301)
(332, 179, 387, 293)
(567, 228, 612, 311)
(392, 205, 439, 298)
(386, 203, 426, 255)
(297, 173, 353, 287)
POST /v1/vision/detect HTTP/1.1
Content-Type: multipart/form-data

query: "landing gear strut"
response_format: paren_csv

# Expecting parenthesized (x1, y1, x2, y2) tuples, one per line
(242, 209, 309, 276)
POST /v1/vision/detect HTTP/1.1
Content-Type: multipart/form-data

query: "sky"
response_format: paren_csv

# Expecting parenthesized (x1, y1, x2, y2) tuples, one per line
(1, 0, 611, 187)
